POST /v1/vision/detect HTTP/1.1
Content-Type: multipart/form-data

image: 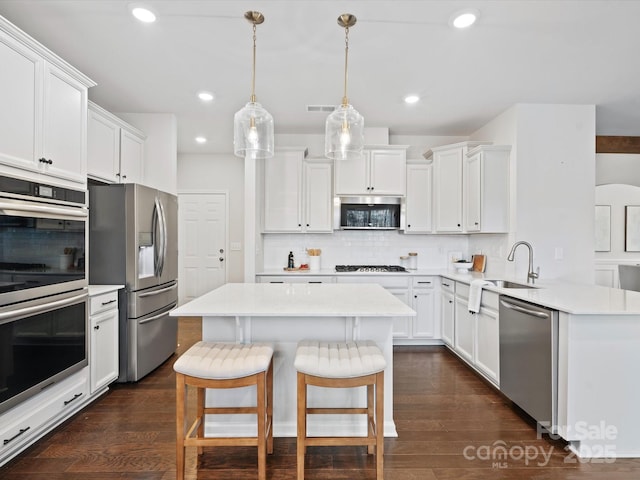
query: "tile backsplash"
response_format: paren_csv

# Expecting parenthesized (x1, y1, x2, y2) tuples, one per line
(262, 231, 469, 270)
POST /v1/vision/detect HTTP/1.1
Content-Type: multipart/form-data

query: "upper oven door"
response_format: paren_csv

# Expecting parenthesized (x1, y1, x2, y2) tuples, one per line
(0, 197, 88, 305)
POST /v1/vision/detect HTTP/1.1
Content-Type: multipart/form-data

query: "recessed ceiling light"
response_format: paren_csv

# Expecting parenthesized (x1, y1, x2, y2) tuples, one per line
(195, 136, 207, 144)
(404, 95, 420, 104)
(450, 9, 478, 29)
(130, 5, 157, 23)
(198, 92, 214, 102)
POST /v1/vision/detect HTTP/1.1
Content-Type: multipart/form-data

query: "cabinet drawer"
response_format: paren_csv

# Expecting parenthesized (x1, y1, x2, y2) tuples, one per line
(258, 276, 336, 284)
(440, 278, 455, 293)
(480, 290, 499, 310)
(0, 370, 87, 455)
(456, 282, 470, 300)
(336, 275, 410, 288)
(90, 290, 118, 315)
(413, 276, 435, 288)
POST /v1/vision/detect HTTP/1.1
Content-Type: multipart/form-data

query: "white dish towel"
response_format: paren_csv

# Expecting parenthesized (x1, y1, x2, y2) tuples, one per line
(468, 279, 492, 314)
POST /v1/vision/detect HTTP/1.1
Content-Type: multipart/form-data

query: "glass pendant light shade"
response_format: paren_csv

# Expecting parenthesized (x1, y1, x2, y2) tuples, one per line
(233, 11, 274, 159)
(325, 103, 364, 161)
(234, 101, 274, 158)
(325, 13, 364, 161)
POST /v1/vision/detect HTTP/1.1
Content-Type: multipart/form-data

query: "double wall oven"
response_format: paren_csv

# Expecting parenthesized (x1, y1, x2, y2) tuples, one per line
(0, 175, 88, 415)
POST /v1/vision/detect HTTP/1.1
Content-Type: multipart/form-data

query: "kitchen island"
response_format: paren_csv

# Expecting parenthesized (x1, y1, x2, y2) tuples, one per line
(170, 282, 415, 438)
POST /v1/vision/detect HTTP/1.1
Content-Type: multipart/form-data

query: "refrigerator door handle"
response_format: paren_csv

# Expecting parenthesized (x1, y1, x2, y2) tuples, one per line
(157, 197, 167, 277)
(138, 301, 178, 325)
(138, 282, 178, 298)
(152, 197, 162, 277)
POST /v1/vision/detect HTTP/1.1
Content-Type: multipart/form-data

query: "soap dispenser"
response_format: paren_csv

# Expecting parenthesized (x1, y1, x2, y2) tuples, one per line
(288, 251, 295, 269)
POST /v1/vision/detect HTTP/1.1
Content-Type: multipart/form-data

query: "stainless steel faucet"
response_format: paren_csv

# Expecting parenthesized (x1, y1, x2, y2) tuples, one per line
(507, 241, 539, 284)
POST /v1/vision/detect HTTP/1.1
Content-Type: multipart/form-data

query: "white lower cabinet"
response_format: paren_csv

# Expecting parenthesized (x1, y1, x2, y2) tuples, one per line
(440, 279, 455, 346)
(0, 368, 88, 465)
(449, 280, 500, 386)
(89, 287, 120, 394)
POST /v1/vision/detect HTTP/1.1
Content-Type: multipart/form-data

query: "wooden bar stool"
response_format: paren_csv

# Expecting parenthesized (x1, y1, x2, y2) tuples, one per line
(294, 340, 386, 480)
(174, 341, 274, 480)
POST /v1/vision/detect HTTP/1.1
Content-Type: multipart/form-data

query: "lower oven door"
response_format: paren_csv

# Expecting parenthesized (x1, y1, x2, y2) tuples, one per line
(0, 289, 88, 414)
(126, 301, 178, 382)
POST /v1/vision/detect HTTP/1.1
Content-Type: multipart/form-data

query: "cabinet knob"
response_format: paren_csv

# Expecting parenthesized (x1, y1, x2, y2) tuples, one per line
(407, 224, 411, 228)
(306, 223, 309, 227)
(298, 223, 302, 227)
(457, 223, 461, 227)
(474, 222, 479, 225)
(219, 257, 224, 262)
(122, 175, 127, 179)
(94, 325, 100, 330)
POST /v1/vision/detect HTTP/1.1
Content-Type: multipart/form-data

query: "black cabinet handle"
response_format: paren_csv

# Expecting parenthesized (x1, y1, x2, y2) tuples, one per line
(94, 325, 100, 330)
(64, 393, 82, 406)
(442, 282, 450, 287)
(101, 299, 117, 306)
(4, 426, 30, 446)
(38, 158, 53, 165)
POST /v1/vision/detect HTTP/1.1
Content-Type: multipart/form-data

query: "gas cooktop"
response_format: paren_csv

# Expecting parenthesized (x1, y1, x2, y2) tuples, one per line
(335, 265, 407, 273)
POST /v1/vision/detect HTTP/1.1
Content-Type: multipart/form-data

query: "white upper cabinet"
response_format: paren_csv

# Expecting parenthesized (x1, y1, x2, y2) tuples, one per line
(464, 145, 511, 233)
(264, 148, 333, 233)
(426, 141, 493, 233)
(87, 102, 145, 184)
(334, 146, 407, 196)
(0, 18, 94, 187)
(404, 162, 432, 233)
(41, 64, 87, 184)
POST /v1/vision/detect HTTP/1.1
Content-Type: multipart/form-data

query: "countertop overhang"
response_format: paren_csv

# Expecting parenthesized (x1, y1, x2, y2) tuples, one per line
(171, 282, 416, 318)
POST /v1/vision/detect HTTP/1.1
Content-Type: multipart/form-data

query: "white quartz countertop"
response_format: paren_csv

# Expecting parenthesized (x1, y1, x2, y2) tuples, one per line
(257, 267, 640, 315)
(171, 282, 416, 317)
(88, 284, 123, 296)
(440, 271, 640, 315)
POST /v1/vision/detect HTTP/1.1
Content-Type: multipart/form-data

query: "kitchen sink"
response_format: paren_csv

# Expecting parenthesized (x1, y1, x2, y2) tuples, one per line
(485, 279, 538, 289)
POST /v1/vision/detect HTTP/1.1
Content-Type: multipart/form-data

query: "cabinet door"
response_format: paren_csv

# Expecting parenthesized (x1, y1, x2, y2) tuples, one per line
(90, 308, 119, 394)
(369, 149, 406, 195)
(264, 150, 303, 232)
(434, 148, 463, 232)
(441, 290, 455, 346)
(412, 288, 435, 338)
(389, 288, 411, 338)
(405, 164, 432, 233)
(334, 150, 369, 195)
(304, 161, 333, 232)
(475, 306, 499, 385)
(87, 108, 120, 183)
(119, 129, 144, 184)
(0, 31, 41, 172)
(464, 152, 481, 232)
(454, 295, 474, 362)
(41, 63, 87, 184)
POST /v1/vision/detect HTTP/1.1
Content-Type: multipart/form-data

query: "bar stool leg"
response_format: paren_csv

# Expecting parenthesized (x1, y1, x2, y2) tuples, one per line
(296, 372, 306, 480)
(175, 372, 186, 480)
(367, 383, 375, 454)
(267, 358, 274, 454)
(257, 370, 266, 480)
(376, 371, 384, 479)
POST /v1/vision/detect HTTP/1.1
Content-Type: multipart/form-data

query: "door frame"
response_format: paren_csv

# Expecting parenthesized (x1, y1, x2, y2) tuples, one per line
(177, 189, 230, 304)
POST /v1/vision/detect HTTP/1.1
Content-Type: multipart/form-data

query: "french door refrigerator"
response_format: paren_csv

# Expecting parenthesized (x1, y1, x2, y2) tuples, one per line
(89, 183, 178, 382)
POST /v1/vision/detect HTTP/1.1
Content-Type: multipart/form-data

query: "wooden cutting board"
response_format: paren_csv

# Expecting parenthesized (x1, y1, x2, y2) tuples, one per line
(472, 255, 486, 272)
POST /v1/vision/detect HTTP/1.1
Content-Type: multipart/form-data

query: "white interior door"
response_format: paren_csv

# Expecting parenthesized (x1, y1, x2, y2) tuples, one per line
(178, 192, 227, 304)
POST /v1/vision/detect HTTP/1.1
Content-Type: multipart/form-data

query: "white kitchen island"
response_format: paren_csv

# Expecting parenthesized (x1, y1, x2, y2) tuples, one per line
(170, 282, 415, 438)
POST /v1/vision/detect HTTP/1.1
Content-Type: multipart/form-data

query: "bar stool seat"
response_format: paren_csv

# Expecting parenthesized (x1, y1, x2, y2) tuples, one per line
(174, 341, 274, 480)
(294, 340, 386, 480)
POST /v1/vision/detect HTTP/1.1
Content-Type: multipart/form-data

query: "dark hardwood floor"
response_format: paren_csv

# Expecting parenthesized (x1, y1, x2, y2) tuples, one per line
(2, 317, 639, 479)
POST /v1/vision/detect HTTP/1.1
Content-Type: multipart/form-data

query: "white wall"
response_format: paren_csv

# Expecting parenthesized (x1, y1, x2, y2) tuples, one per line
(597, 153, 640, 187)
(177, 153, 245, 282)
(471, 104, 596, 283)
(595, 183, 640, 261)
(117, 112, 178, 195)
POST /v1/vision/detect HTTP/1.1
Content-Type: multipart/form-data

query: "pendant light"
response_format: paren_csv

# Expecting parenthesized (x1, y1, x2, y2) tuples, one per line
(234, 11, 274, 158)
(325, 13, 364, 161)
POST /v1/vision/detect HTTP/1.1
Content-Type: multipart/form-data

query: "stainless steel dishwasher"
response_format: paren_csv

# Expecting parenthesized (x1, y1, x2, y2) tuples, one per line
(499, 296, 558, 431)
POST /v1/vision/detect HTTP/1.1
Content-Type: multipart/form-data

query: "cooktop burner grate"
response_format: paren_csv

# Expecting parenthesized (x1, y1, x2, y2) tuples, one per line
(334, 265, 407, 273)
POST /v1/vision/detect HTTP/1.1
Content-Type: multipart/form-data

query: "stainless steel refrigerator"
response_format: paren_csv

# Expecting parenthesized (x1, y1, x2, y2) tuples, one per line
(89, 183, 178, 382)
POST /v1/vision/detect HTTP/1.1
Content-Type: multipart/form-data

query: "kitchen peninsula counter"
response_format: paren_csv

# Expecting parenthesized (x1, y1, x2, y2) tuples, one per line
(171, 282, 415, 438)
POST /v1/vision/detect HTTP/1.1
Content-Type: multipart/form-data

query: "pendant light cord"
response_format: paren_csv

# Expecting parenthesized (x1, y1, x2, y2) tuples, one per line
(342, 26, 349, 106)
(251, 22, 257, 103)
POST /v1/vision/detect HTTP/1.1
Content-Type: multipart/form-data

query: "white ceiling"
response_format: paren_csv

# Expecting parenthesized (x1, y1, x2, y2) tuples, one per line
(1, 0, 640, 155)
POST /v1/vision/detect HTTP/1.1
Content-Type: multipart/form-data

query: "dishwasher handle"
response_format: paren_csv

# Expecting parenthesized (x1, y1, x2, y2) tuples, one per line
(500, 299, 549, 318)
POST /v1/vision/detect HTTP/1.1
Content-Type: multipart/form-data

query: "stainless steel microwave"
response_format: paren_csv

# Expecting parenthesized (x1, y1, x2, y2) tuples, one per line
(335, 196, 404, 230)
